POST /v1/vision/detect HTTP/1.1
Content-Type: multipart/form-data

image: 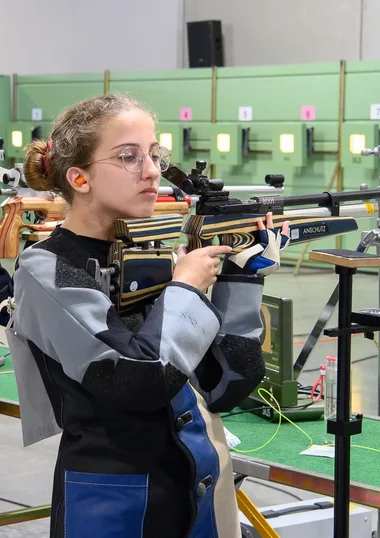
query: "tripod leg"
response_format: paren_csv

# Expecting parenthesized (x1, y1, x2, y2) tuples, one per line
(293, 236, 372, 379)
(294, 284, 339, 377)
(236, 490, 280, 538)
(294, 242, 310, 276)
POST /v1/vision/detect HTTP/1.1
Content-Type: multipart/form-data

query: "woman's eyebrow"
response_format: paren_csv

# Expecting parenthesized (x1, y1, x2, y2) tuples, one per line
(110, 142, 159, 151)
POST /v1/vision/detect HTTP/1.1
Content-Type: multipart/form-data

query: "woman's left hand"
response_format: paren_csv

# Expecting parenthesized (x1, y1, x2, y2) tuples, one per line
(224, 212, 291, 277)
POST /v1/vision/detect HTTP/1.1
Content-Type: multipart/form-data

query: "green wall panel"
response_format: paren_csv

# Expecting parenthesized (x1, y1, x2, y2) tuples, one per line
(216, 64, 340, 122)
(345, 61, 380, 120)
(109, 69, 213, 123)
(15, 73, 105, 135)
(212, 64, 341, 196)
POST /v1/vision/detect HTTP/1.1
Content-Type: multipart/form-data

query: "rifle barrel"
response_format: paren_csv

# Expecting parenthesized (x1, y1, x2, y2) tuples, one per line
(158, 185, 285, 196)
(277, 189, 380, 207)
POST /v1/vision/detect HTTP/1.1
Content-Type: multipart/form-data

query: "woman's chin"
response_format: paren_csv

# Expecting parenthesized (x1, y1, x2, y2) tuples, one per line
(118, 203, 156, 220)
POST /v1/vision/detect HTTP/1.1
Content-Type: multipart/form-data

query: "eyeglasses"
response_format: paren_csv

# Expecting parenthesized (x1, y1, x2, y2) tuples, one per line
(85, 145, 171, 173)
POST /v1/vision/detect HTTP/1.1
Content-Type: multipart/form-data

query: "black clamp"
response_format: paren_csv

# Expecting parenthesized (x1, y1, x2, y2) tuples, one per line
(318, 191, 340, 216)
(327, 414, 363, 437)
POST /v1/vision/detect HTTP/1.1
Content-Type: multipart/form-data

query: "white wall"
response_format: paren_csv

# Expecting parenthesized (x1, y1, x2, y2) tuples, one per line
(184, 0, 380, 67)
(3, 0, 380, 76)
(0, 0, 185, 74)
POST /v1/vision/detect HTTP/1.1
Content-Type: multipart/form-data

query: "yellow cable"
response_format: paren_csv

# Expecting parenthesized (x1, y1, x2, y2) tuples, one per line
(227, 338, 380, 456)
(351, 444, 380, 453)
(228, 389, 380, 456)
(230, 388, 313, 454)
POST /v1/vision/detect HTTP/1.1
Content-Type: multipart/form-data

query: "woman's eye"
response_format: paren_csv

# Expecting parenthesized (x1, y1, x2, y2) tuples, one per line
(123, 154, 136, 162)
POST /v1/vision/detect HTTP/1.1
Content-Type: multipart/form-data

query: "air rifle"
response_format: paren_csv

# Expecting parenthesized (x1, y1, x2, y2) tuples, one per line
(92, 160, 380, 314)
(161, 160, 380, 252)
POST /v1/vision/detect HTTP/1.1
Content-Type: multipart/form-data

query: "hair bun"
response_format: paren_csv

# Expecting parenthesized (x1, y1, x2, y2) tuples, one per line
(23, 140, 56, 191)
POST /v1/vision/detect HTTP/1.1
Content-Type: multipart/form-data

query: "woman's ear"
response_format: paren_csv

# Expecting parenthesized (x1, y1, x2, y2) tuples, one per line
(66, 167, 91, 194)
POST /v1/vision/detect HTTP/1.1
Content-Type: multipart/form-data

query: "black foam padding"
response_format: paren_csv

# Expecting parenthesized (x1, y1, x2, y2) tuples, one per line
(195, 334, 265, 413)
(82, 358, 188, 412)
(219, 333, 264, 381)
(55, 256, 100, 290)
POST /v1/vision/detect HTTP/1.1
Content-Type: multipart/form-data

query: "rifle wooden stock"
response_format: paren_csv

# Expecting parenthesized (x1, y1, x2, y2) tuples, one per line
(152, 201, 189, 216)
(182, 213, 358, 252)
(0, 196, 189, 259)
(0, 195, 68, 258)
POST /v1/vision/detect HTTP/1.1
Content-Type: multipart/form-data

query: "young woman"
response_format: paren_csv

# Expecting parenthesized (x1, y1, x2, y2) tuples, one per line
(11, 93, 289, 538)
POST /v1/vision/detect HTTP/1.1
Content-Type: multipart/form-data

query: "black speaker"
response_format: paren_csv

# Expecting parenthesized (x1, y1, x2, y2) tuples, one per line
(187, 20, 224, 68)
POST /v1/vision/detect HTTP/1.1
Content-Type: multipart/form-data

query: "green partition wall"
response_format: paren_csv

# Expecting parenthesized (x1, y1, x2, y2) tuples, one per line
(12, 72, 105, 143)
(4, 61, 380, 266)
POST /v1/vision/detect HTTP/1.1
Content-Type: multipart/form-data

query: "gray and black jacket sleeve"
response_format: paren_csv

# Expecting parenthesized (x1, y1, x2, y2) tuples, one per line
(191, 257, 266, 413)
(13, 248, 222, 412)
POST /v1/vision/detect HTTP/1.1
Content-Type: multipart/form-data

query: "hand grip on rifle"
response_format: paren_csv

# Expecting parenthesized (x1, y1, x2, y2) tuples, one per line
(221, 213, 290, 277)
(173, 244, 232, 293)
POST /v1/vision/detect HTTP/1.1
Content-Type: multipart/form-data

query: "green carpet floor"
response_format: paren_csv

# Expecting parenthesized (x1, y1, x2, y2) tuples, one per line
(224, 411, 380, 487)
(2, 348, 380, 488)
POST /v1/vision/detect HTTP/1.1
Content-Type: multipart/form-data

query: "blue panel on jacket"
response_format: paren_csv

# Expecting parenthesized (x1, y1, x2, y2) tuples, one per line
(64, 470, 148, 538)
(171, 384, 220, 538)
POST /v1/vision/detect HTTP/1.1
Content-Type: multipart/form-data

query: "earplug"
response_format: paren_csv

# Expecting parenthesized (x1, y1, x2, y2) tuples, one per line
(75, 176, 86, 186)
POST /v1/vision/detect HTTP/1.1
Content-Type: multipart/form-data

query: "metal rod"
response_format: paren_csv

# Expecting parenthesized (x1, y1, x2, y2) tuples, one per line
(313, 150, 339, 155)
(294, 162, 339, 275)
(211, 66, 217, 124)
(337, 60, 346, 194)
(0, 399, 20, 418)
(248, 149, 273, 154)
(158, 186, 285, 195)
(336, 60, 346, 250)
(0, 505, 50, 526)
(210, 66, 217, 179)
(333, 266, 354, 538)
(104, 69, 110, 94)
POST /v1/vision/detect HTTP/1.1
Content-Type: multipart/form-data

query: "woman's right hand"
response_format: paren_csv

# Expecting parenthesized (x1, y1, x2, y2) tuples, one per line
(172, 244, 232, 293)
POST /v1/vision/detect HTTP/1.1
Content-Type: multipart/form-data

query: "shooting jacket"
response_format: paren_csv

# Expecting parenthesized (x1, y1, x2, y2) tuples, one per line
(12, 226, 265, 538)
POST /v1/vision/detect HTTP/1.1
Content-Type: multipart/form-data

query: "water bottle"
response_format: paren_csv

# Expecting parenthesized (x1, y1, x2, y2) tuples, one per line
(324, 355, 337, 445)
